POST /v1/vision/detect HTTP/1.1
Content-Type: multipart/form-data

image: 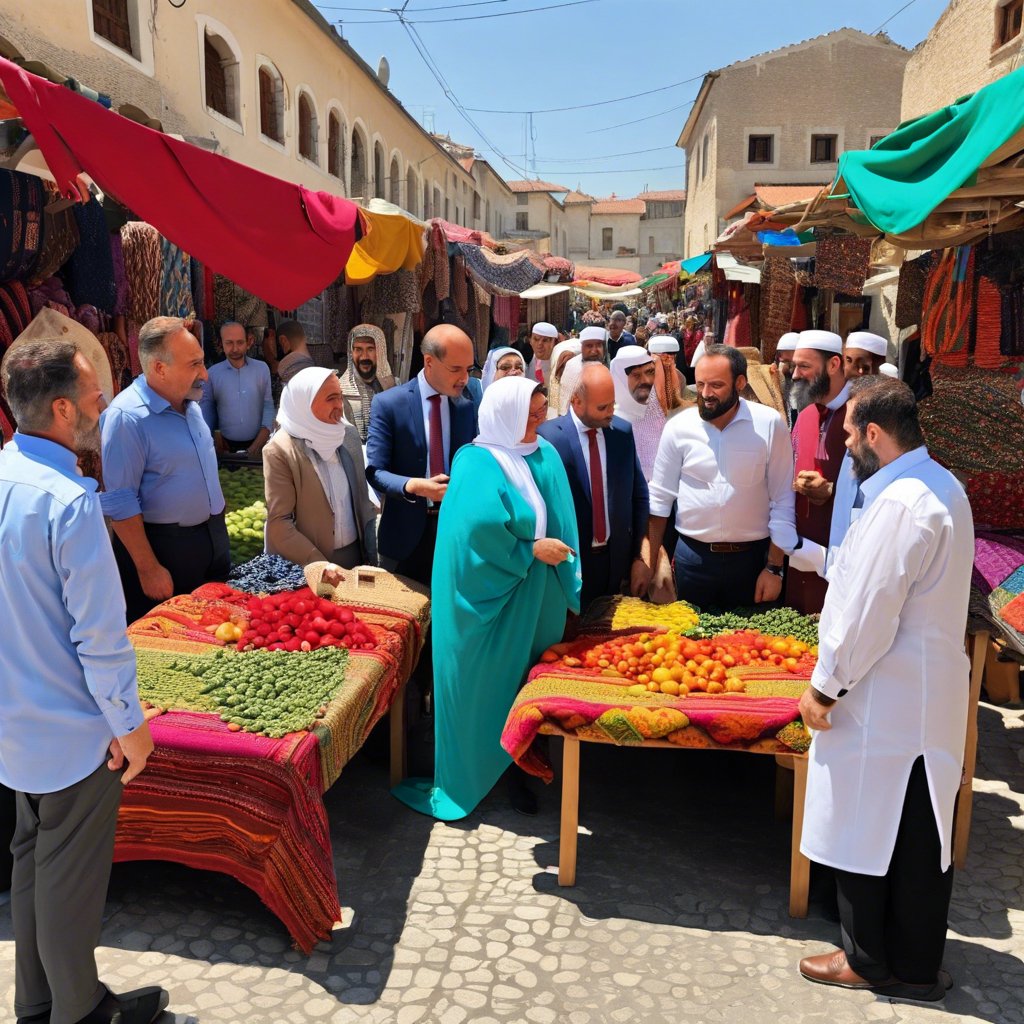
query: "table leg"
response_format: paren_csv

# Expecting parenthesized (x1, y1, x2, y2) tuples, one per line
(788, 754, 810, 919)
(954, 631, 987, 869)
(389, 682, 407, 788)
(558, 737, 580, 887)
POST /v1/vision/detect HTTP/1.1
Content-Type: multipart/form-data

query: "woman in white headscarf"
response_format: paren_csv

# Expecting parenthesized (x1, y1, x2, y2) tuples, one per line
(480, 346, 526, 390)
(545, 338, 582, 417)
(554, 353, 584, 417)
(263, 367, 378, 570)
(393, 376, 580, 821)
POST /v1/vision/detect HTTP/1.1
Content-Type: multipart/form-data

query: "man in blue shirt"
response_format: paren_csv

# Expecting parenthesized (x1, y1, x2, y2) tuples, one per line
(101, 316, 229, 623)
(0, 340, 170, 1024)
(200, 321, 274, 457)
(606, 310, 636, 360)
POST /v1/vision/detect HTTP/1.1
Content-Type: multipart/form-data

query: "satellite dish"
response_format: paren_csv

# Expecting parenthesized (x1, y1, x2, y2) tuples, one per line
(377, 56, 390, 87)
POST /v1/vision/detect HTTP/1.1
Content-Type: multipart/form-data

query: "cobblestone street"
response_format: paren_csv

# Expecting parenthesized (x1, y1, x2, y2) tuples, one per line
(2, 701, 1022, 1024)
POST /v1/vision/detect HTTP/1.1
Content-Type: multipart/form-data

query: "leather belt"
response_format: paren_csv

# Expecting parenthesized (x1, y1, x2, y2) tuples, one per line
(708, 541, 756, 553)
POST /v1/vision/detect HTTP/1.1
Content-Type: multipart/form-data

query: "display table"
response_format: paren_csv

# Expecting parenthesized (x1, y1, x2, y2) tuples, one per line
(114, 572, 428, 951)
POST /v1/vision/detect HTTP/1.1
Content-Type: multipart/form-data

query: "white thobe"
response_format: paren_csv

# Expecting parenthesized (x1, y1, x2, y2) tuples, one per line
(800, 446, 974, 875)
(788, 449, 860, 578)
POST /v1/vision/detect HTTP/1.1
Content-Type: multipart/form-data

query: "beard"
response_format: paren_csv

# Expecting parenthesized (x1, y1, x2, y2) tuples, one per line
(850, 440, 881, 483)
(789, 377, 814, 412)
(356, 359, 377, 381)
(73, 411, 101, 453)
(698, 386, 739, 421)
(807, 365, 832, 402)
(630, 384, 652, 405)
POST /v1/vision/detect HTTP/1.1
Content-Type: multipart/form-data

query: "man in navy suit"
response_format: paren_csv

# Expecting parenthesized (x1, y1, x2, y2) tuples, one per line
(538, 363, 650, 612)
(366, 324, 478, 587)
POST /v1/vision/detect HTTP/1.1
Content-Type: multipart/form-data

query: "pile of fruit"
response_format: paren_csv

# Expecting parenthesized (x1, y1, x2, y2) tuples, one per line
(228, 553, 308, 595)
(235, 589, 376, 652)
(608, 596, 700, 634)
(220, 467, 267, 564)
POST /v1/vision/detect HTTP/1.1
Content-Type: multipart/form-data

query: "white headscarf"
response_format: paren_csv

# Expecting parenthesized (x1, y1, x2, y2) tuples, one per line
(481, 346, 526, 390)
(558, 355, 584, 416)
(474, 376, 547, 539)
(550, 339, 582, 378)
(610, 345, 655, 424)
(277, 367, 351, 459)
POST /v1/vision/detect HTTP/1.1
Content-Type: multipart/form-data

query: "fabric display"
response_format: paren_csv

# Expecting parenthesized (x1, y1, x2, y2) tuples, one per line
(974, 276, 1005, 369)
(344, 207, 424, 286)
(64, 197, 116, 312)
(213, 273, 267, 328)
(0, 170, 45, 285)
(999, 283, 1024, 358)
(121, 220, 161, 324)
(456, 242, 543, 298)
(921, 246, 975, 367)
(492, 294, 521, 337)
(894, 251, 935, 329)
(966, 473, 1024, 530)
(0, 281, 37, 438)
(363, 268, 420, 318)
(722, 282, 752, 348)
(109, 230, 128, 317)
(452, 255, 469, 316)
(812, 234, 872, 294)
(430, 223, 449, 301)
(31, 195, 80, 285)
(159, 236, 195, 319)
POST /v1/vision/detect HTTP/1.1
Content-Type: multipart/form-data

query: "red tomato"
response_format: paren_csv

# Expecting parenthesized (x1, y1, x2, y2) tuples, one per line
(311, 616, 330, 634)
(303, 630, 320, 645)
(250, 619, 265, 632)
(338, 608, 355, 624)
(268, 643, 284, 652)
(284, 638, 302, 652)
(246, 597, 262, 613)
(294, 600, 309, 616)
(285, 613, 302, 629)
(252, 637, 267, 648)
(320, 636, 339, 647)
(328, 621, 346, 638)
(277, 625, 293, 637)
(360, 642, 374, 650)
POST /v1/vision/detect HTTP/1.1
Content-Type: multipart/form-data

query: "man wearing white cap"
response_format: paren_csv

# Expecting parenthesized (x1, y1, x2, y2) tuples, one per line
(844, 331, 888, 380)
(609, 346, 661, 481)
(879, 363, 898, 378)
(579, 326, 609, 365)
(787, 330, 850, 614)
(771, 332, 800, 428)
(526, 322, 558, 385)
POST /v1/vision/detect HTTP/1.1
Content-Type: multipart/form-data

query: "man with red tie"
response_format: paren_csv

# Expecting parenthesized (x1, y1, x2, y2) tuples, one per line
(526, 322, 558, 385)
(538, 363, 650, 612)
(786, 330, 851, 614)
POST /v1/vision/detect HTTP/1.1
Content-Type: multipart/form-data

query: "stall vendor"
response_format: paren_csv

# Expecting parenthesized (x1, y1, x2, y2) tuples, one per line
(264, 367, 378, 571)
(339, 324, 396, 443)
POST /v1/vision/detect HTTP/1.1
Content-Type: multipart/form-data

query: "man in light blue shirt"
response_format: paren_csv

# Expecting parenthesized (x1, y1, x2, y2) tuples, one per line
(0, 339, 170, 1024)
(101, 316, 229, 623)
(200, 321, 274, 457)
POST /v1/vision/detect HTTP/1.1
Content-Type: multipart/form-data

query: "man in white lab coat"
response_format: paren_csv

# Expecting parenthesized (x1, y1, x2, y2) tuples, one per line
(797, 376, 974, 1004)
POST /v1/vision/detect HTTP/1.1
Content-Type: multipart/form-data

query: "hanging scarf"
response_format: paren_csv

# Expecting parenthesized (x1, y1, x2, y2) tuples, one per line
(610, 344, 655, 424)
(473, 375, 547, 539)
(481, 346, 525, 390)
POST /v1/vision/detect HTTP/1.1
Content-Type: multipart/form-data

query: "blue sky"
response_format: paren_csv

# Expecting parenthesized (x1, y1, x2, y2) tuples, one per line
(311, 0, 951, 198)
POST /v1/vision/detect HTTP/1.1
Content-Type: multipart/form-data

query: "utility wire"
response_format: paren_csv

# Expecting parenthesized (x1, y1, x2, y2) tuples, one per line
(587, 98, 696, 133)
(529, 145, 680, 164)
(872, 0, 921, 33)
(319, 0, 513, 10)
(316, 0, 598, 25)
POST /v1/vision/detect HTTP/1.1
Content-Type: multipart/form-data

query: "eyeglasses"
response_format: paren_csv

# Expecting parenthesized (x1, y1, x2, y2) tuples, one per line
(496, 362, 523, 373)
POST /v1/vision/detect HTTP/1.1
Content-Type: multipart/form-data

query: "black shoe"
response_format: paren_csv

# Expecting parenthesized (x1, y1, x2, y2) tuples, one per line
(16, 1012, 49, 1024)
(505, 767, 538, 816)
(874, 979, 946, 1005)
(76, 985, 170, 1024)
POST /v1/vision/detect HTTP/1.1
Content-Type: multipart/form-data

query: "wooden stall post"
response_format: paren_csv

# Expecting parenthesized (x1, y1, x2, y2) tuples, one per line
(954, 631, 988, 868)
(558, 736, 581, 887)
(389, 681, 407, 787)
(788, 754, 811, 918)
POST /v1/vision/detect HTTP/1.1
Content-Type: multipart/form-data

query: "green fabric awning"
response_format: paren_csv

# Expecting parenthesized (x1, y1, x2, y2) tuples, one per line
(639, 272, 670, 289)
(835, 65, 1024, 236)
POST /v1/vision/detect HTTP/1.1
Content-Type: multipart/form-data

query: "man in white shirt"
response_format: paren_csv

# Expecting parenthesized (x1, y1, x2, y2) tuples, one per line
(798, 376, 973, 1004)
(526, 322, 558, 385)
(646, 344, 796, 608)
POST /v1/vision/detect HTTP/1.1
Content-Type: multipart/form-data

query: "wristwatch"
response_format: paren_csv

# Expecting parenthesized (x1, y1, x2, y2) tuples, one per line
(764, 563, 784, 578)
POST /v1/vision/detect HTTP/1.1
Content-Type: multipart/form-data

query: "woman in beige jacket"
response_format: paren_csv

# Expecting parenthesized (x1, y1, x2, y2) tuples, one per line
(263, 367, 378, 570)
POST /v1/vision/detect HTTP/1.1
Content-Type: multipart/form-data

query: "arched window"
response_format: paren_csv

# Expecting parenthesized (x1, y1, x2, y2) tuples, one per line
(203, 31, 239, 123)
(327, 110, 345, 181)
(373, 141, 386, 200)
(406, 167, 418, 216)
(351, 129, 367, 197)
(389, 156, 401, 206)
(258, 64, 284, 144)
(297, 92, 318, 164)
(423, 181, 431, 219)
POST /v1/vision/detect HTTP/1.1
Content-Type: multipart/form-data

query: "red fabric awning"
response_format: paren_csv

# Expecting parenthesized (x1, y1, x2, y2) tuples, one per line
(0, 58, 363, 310)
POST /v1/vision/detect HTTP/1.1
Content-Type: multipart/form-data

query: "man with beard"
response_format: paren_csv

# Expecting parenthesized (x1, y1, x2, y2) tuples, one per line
(798, 376, 973, 1004)
(609, 345, 662, 481)
(101, 316, 228, 623)
(770, 332, 800, 427)
(606, 310, 636, 359)
(339, 324, 396, 443)
(646, 345, 796, 608)
(0, 340, 171, 1024)
(579, 325, 609, 364)
(786, 330, 850, 614)
(526, 322, 558, 385)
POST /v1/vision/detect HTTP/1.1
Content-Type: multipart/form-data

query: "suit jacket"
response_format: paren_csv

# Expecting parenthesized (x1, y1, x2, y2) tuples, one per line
(366, 376, 478, 562)
(263, 427, 379, 567)
(537, 413, 649, 592)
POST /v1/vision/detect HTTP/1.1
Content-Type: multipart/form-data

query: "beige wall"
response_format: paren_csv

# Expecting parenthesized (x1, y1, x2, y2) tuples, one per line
(0, 0, 478, 222)
(466, 161, 515, 239)
(681, 31, 909, 256)
(901, 0, 1024, 120)
(512, 192, 568, 255)
(565, 203, 591, 260)
(588, 213, 641, 274)
(639, 214, 684, 275)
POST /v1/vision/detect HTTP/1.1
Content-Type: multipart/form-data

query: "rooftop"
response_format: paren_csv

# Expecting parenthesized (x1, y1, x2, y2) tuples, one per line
(563, 190, 596, 205)
(590, 197, 647, 215)
(755, 183, 827, 207)
(507, 179, 571, 193)
(636, 189, 687, 202)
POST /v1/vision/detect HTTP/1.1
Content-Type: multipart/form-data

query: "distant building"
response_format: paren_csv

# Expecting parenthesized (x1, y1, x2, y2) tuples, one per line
(637, 190, 686, 276)
(676, 28, 910, 256)
(901, 0, 1024, 121)
(505, 180, 570, 256)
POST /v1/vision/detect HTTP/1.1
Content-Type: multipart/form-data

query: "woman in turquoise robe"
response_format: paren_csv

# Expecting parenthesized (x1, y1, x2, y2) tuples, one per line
(393, 377, 581, 821)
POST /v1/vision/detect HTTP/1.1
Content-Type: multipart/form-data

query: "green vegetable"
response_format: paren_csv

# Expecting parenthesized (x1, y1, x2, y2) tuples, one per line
(686, 606, 819, 645)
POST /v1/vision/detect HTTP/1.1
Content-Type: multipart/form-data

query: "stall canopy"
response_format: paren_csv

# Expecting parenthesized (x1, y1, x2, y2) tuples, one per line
(680, 252, 712, 275)
(0, 57, 363, 310)
(345, 199, 424, 286)
(573, 265, 643, 288)
(519, 282, 570, 300)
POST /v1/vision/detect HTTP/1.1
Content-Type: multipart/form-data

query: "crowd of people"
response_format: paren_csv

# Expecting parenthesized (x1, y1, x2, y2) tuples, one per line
(0, 297, 975, 1020)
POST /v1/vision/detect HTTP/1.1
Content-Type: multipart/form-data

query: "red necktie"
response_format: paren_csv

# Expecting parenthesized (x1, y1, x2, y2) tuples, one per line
(535, 362, 544, 383)
(587, 428, 607, 544)
(428, 393, 444, 476)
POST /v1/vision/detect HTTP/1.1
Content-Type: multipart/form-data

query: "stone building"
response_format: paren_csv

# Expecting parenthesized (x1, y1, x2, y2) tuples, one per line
(0, 0, 478, 222)
(637, 190, 686, 275)
(902, 0, 1024, 120)
(676, 28, 910, 257)
(505, 180, 570, 256)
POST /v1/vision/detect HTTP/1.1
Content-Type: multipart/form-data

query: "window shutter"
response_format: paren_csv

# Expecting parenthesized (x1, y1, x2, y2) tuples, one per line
(204, 36, 228, 117)
(93, 0, 132, 53)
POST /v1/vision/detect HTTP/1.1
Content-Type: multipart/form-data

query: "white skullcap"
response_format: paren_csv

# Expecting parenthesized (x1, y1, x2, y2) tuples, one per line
(648, 336, 680, 354)
(776, 332, 799, 353)
(879, 363, 899, 378)
(531, 322, 558, 338)
(579, 326, 608, 343)
(845, 331, 888, 357)
(609, 345, 653, 373)
(796, 329, 843, 355)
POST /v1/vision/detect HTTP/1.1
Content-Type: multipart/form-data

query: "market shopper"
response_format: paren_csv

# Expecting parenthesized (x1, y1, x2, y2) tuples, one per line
(526, 321, 558, 384)
(545, 338, 582, 417)
(339, 323, 396, 443)
(481, 346, 526, 389)
(843, 330, 888, 379)
(199, 321, 274, 457)
(797, 376, 974, 1003)
(392, 376, 580, 819)
(770, 332, 800, 428)
(101, 316, 229, 623)
(579, 325, 608, 363)
(0, 340, 169, 1024)
(647, 345, 797, 608)
(786, 330, 851, 614)
(366, 324, 478, 586)
(276, 319, 316, 385)
(609, 345, 663, 481)
(648, 335, 686, 401)
(538, 363, 650, 612)
(606, 309, 636, 359)
(263, 367, 378, 571)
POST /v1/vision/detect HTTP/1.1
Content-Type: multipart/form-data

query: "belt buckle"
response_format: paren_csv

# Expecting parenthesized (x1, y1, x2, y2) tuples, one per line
(711, 542, 739, 553)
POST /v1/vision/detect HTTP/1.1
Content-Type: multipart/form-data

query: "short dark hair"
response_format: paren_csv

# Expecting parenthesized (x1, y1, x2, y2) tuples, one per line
(219, 320, 245, 339)
(699, 343, 747, 382)
(276, 319, 305, 343)
(848, 376, 925, 450)
(3, 339, 80, 431)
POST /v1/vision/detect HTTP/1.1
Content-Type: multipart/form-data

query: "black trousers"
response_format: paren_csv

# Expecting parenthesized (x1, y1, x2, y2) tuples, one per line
(391, 513, 440, 588)
(12, 762, 123, 1022)
(579, 544, 615, 615)
(834, 756, 955, 986)
(673, 536, 769, 609)
(113, 513, 231, 624)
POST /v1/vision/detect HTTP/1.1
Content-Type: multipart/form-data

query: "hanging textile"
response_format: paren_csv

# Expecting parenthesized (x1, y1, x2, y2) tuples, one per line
(64, 197, 116, 312)
(920, 246, 975, 367)
(30, 194, 79, 285)
(452, 256, 469, 316)
(345, 207, 424, 286)
(430, 224, 449, 301)
(492, 294, 521, 337)
(363, 268, 421, 317)
(0, 170, 45, 285)
(812, 235, 872, 295)
(974, 276, 1005, 369)
(213, 274, 267, 328)
(159, 236, 195, 319)
(110, 230, 128, 317)
(895, 251, 935, 329)
(456, 243, 543, 297)
(121, 221, 161, 324)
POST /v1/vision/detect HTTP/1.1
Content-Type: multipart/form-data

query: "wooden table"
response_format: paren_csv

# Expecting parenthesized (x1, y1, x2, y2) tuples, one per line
(542, 724, 811, 916)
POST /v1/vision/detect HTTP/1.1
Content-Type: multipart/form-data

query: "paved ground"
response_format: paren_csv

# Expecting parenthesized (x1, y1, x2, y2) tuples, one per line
(2, 701, 1023, 1024)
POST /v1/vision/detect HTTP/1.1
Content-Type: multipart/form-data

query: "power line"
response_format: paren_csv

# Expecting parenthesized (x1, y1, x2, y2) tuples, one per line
(318, 0, 513, 10)
(465, 73, 705, 114)
(872, 0, 921, 33)
(586, 98, 696, 134)
(527, 164, 684, 175)
(529, 145, 680, 164)
(316, 0, 599, 25)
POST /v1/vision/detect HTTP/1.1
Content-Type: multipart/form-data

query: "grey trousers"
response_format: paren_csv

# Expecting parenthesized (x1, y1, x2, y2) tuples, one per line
(12, 760, 123, 1024)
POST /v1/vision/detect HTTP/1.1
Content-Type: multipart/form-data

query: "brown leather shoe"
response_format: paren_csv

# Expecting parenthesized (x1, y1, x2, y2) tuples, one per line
(798, 949, 893, 990)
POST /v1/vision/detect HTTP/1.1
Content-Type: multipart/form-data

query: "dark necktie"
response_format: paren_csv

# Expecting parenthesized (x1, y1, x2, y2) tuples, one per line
(428, 394, 444, 477)
(587, 428, 607, 544)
